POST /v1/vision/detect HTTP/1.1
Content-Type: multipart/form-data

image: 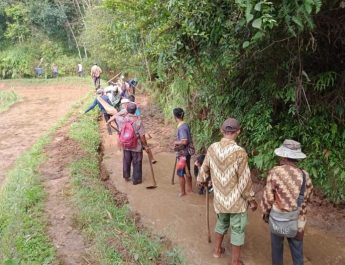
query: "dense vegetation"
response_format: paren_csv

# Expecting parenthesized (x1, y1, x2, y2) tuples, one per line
(1, 1, 344, 202)
(0, 0, 95, 78)
(83, 0, 345, 203)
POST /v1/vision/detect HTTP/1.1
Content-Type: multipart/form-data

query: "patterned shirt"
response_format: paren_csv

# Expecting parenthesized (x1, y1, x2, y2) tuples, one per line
(198, 138, 255, 214)
(261, 164, 313, 231)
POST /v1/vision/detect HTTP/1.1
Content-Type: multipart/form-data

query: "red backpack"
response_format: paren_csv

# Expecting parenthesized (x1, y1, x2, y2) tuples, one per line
(119, 118, 138, 148)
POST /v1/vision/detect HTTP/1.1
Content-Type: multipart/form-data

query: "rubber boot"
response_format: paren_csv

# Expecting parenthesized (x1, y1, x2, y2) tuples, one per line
(213, 232, 224, 258)
(231, 245, 242, 265)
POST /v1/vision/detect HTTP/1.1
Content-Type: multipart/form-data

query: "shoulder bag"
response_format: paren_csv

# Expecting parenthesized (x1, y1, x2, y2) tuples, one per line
(269, 170, 306, 238)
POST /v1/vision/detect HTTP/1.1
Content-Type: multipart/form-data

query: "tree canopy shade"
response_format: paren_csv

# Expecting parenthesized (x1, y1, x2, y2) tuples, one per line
(82, 0, 344, 203)
(0, 0, 98, 78)
(0, 0, 344, 202)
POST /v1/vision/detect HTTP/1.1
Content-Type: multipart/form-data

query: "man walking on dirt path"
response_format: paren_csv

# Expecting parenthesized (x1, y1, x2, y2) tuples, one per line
(84, 88, 113, 135)
(90, 63, 102, 89)
(197, 117, 257, 265)
(261, 139, 313, 265)
(173, 108, 194, 196)
(115, 102, 150, 185)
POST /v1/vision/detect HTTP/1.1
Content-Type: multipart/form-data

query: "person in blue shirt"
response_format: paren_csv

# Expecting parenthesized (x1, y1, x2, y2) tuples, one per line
(85, 88, 113, 135)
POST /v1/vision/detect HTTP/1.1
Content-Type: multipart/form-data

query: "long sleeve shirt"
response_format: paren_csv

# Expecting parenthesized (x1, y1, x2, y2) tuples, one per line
(198, 138, 255, 214)
(84, 95, 112, 114)
(261, 164, 313, 231)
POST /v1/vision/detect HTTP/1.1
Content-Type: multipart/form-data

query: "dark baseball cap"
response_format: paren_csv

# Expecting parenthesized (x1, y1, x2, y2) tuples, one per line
(126, 102, 137, 114)
(221, 118, 241, 133)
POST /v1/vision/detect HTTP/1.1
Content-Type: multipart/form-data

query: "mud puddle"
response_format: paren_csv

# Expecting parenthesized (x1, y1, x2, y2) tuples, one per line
(101, 94, 345, 265)
(0, 82, 88, 187)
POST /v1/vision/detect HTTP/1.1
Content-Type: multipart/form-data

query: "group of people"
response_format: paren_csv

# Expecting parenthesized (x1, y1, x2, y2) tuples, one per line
(85, 73, 154, 185)
(84, 69, 313, 265)
(34, 62, 84, 78)
(175, 112, 313, 265)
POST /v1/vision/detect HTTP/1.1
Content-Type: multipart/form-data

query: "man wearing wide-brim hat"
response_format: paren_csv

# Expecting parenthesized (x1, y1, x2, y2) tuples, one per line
(261, 139, 313, 265)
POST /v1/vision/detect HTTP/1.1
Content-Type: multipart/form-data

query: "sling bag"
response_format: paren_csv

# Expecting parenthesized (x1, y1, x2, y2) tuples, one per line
(269, 170, 306, 238)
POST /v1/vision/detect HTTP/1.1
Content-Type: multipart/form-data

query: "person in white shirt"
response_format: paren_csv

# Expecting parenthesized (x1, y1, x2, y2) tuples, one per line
(77, 63, 83, 77)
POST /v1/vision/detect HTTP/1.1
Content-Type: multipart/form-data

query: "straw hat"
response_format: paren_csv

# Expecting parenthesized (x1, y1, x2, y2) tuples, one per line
(274, 139, 306, 160)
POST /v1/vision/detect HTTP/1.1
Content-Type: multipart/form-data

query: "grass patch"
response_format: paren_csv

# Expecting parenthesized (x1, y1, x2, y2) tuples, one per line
(0, 90, 91, 265)
(69, 108, 185, 264)
(0, 128, 55, 264)
(0, 90, 19, 112)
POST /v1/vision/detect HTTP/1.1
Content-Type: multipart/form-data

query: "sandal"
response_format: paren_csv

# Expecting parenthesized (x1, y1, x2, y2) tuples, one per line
(213, 247, 225, 258)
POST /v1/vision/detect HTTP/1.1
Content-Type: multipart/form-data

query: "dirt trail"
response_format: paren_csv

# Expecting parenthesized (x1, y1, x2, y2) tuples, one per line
(0, 82, 88, 187)
(40, 120, 91, 265)
(101, 94, 345, 265)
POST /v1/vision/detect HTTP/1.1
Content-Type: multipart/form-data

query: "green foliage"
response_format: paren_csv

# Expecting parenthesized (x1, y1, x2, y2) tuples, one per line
(0, 90, 19, 112)
(83, 0, 345, 203)
(0, 0, 93, 79)
(69, 101, 185, 265)
(4, 3, 30, 42)
(0, 40, 89, 79)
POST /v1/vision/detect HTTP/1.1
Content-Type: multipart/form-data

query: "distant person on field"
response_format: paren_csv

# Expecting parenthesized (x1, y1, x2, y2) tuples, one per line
(90, 63, 102, 89)
(77, 63, 83, 77)
(114, 102, 149, 185)
(52, 64, 58, 78)
(173, 108, 194, 197)
(84, 88, 113, 135)
(197, 117, 257, 265)
(261, 139, 313, 265)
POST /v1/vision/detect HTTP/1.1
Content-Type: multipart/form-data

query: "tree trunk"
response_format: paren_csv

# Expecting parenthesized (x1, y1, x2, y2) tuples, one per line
(55, 0, 82, 60)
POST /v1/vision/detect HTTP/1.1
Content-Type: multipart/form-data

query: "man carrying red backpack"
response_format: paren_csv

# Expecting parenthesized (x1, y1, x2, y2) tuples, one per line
(115, 102, 149, 185)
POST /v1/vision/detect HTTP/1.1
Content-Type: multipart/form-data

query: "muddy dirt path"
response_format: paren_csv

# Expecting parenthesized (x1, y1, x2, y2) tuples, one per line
(0, 81, 88, 187)
(101, 94, 345, 265)
(40, 119, 91, 265)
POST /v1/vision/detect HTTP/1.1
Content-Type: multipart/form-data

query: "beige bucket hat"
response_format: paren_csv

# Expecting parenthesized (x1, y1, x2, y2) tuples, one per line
(274, 139, 306, 160)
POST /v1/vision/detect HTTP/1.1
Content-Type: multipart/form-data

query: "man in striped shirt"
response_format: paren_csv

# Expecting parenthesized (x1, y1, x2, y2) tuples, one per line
(261, 139, 313, 265)
(198, 118, 257, 265)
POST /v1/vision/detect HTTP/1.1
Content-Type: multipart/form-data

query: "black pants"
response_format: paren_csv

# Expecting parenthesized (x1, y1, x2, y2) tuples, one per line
(103, 113, 112, 135)
(123, 150, 143, 184)
(271, 233, 304, 265)
(93, 76, 101, 88)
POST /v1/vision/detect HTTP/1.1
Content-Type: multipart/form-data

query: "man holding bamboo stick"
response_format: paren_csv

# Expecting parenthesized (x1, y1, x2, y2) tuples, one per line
(197, 117, 257, 265)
